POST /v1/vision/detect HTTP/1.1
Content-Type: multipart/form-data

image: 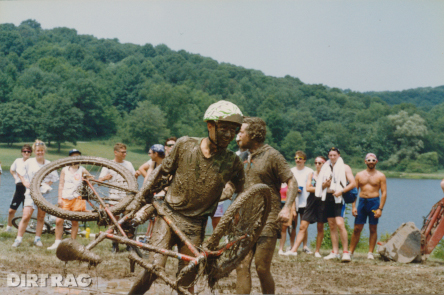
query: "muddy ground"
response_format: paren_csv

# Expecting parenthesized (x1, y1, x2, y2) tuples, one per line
(1, 240, 444, 295)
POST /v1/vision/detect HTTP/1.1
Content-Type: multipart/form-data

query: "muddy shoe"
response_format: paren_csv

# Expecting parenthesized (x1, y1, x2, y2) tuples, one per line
(342, 252, 351, 262)
(324, 252, 340, 260)
(367, 252, 374, 260)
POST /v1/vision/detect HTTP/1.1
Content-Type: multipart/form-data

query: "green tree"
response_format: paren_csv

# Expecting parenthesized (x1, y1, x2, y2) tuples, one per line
(280, 131, 306, 161)
(0, 102, 37, 144)
(120, 100, 169, 151)
(36, 94, 83, 151)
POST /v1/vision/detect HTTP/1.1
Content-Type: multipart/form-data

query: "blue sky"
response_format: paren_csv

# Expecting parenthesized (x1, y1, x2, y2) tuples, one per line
(1, 0, 443, 92)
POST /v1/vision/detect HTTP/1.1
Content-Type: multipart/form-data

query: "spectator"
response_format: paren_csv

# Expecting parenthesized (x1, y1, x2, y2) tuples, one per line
(98, 143, 137, 253)
(48, 149, 90, 250)
(12, 140, 59, 248)
(5, 145, 32, 232)
(142, 144, 165, 185)
(316, 147, 355, 262)
(286, 156, 327, 257)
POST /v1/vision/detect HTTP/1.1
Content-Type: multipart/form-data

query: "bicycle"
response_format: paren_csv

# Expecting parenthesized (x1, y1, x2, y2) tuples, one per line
(30, 156, 271, 295)
(11, 214, 72, 235)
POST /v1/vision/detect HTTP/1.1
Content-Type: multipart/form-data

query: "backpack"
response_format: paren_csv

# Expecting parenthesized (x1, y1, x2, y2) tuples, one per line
(343, 187, 358, 204)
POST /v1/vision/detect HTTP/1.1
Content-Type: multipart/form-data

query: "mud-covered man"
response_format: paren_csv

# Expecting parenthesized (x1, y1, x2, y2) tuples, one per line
(129, 100, 245, 295)
(349, 153, 387, 259)
(235, 117, 298, 294)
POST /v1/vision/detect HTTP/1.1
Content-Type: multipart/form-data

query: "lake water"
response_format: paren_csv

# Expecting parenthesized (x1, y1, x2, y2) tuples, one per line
(0, 173, 442, 242)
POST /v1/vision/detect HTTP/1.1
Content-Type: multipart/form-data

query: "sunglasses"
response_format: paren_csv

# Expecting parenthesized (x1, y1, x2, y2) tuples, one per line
(166, 144, 175, 147)
(119, 151, 127, 154)
(35, 142, 45, 146)
(366, 159, 377, 163)
(294, 157, 306, 160)
(315, 162, 324, 165)
(22, 150, 32, 153)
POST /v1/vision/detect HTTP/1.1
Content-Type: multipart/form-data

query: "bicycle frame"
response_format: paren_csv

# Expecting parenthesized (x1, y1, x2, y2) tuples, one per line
(77, 177, 250, 295)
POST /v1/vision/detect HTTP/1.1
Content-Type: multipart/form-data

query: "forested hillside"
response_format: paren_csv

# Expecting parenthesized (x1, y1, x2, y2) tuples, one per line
(366, 86, 444, 108)
(1, 20, 443, 172)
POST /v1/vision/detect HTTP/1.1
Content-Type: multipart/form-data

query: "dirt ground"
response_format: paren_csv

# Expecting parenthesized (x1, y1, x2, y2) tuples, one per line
(1, 243, 444, 295)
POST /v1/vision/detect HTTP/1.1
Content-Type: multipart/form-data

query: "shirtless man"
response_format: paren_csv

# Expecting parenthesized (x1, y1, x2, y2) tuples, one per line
(441, 177, 444, 193)
(235, 117, 297, 294)
(128, 100, 245, 295)
(349, 153, 387, 259)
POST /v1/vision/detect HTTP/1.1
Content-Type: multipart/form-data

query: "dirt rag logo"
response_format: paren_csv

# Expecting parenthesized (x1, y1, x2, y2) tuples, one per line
(7, 273, 92, 287)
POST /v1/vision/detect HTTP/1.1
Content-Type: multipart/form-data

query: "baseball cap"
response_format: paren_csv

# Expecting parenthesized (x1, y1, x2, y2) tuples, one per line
(69, 149, 82, 156)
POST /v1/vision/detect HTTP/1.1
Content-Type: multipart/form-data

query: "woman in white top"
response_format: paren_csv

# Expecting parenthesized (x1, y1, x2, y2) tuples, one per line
(13, 140, 59, 248)
(5, 145, 33, 232)
(48, 149, 89, 250)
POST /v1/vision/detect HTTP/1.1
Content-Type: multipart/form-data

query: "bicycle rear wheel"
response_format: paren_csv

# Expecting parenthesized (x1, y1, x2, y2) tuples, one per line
(11, 216, 51, 234)
(30, 156, 138, 222)
(204, 183, 272, 284)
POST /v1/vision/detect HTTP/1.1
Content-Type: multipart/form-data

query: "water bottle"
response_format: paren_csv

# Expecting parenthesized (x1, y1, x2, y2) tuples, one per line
(86, 227, 90, 239)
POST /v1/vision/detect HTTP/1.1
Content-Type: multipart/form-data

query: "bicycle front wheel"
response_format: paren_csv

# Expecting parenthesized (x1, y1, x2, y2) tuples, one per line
(30, 156, 138, 222)
(11, 216, 51, 234)
(204, 183, 272, 282)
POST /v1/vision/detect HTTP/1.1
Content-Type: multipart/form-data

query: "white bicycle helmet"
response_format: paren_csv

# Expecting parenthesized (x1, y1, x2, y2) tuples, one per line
(203, 100, 243, 125)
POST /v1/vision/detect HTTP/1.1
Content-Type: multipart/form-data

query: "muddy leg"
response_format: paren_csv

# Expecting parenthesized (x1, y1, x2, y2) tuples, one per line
(236, 248, 255, 294)
(176, 233, 204, 293)
(128, 218, 173, 295)
(369, 224, 377, 253)
(254, 236, 277, 294)
(349, 224, 364, 254)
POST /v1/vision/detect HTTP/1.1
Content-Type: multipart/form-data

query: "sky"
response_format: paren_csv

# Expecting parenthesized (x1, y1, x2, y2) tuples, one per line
(1, 0, 443, 92)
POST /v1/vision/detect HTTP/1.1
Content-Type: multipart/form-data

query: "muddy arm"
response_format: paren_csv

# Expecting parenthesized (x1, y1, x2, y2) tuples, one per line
(278, 176, 298, 223)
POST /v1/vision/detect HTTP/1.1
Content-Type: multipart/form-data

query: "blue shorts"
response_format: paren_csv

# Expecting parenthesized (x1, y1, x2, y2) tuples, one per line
(355, 197, 380, 225)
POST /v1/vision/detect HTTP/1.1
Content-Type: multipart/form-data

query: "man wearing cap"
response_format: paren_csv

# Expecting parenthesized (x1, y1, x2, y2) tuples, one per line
(129, 100, 245, 295)
(48, 149, 88, 250)
(349, 153, 387, 259)
(141, 144, 165, 184)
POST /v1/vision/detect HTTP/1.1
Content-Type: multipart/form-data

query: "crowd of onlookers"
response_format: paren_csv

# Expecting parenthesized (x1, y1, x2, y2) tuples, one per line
(2, 136, 390, 263)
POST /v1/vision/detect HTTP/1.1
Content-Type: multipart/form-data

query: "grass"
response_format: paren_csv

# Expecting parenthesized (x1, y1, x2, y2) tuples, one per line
(0, 141, 150, 171)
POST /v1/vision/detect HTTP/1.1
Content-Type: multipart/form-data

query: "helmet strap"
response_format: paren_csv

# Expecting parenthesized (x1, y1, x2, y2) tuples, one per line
(208, 123, 223, 149)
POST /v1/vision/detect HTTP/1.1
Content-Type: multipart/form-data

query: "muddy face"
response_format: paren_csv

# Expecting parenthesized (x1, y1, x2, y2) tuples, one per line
(208, 121, 239, 148)
(238, 123, 252, 150)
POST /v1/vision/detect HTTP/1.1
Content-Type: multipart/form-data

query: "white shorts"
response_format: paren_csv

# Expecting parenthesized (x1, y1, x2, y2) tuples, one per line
(213, 202, 225, 218)
(24, 190, 37, 210)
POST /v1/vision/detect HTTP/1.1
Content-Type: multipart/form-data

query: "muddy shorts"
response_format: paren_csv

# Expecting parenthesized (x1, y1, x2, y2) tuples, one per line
(355, 197, 380, 225)
(324, 193, 346, 219)
(302, 193, 327, 224)
(133, 204, 207, 291)
(10, 183, 26, 210)
(62, 197, 86, 212)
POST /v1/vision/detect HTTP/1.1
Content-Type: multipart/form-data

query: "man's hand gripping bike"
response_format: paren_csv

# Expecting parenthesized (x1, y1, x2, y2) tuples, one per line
(30, 156, 271, 295)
